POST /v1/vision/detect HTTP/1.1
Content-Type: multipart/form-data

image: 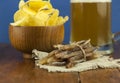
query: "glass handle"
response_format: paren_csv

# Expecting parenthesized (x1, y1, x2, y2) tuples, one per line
(113, 32, 120, 43)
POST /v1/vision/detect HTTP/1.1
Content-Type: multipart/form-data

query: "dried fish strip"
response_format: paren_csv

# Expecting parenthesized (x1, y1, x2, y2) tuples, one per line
(55, 51, 68, 58)
(39, 39, 97, 68)
(49, 61, 66, 66)
(60, 51, 83, 59)
(39, 50, 58, 64)
(54, 44, 76, 51)
(66, 62, 75, 68)
(76, 45, 87, 61)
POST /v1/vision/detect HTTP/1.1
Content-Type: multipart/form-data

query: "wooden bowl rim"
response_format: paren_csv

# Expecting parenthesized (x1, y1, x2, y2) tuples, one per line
(9, 24, 64, 28)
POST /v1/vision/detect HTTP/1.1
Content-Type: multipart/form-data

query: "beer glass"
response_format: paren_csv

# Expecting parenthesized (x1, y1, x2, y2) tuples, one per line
(70, 0, 112, 54)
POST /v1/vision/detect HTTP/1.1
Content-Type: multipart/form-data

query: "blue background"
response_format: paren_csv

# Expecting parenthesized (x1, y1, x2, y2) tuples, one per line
(0, 0, 120, 43)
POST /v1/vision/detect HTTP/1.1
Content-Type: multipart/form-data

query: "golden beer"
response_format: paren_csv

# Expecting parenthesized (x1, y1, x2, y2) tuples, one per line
(70, 0, 112, 54)
(71, 0, 112, 53)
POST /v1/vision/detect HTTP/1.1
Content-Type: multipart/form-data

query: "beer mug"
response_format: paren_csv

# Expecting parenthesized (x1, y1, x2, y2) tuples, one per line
(70, 0, 112, 54)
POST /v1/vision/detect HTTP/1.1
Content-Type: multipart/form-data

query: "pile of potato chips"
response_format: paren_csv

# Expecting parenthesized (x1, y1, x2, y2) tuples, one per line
(11, 0, 69, 26)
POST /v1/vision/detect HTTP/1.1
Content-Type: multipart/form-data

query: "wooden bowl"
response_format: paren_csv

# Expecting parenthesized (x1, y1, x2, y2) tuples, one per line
(9, 25, 64, 58)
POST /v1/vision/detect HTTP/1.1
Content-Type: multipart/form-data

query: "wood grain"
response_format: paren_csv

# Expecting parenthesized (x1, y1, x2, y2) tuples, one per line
(0, 44, 120, 83)
(0, 44, 78, 83)
(80, 69, 120, 83)
(9, 25, 64, 55)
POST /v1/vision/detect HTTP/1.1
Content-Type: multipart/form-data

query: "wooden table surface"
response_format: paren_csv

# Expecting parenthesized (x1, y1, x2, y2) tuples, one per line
(0, 43, 120, 83)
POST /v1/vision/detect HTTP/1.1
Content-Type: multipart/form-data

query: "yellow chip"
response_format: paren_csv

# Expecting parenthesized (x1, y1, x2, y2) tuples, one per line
(56, 16, 69, 25)
(21, 4, 36, 16)
(16, 0, 36, 22)
(12, 0, 69, 26)
(29, 0, 52, 12)
(29, 0, 42, 1)
(36, 11, 49, 21)
(33, 17, 45, 26)
(46, 9, 59, 26)
(19, 0, 26, 9)
(11, 16, 29, 26)
(56, 16, 64, 25)
(14, 9, 27, 22)
(64, 16, 69, 22)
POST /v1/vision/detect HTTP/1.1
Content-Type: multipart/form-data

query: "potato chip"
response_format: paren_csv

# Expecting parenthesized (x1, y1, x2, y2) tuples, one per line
(34, 12, 49, 26)
(33, 17, 45, 26)
(19, 0, 26, 9)
(64, 16, 69, 22)
(14, 9, 27, 22)
(12, 0, 69, 26)
(38, 4, 52, 11)
(56, 16, 69, 25)
(15, 0, 36, 22)
(29, 0, 52, 12)
(29, 0, 43, 1)
(22, 5, 36, 16)
(11, 16, 29, 26)
(35, 11, 49, 26)
(12, 15, 41, 26)
(46, 9, 59, 26)
(56, 16, 64, 25)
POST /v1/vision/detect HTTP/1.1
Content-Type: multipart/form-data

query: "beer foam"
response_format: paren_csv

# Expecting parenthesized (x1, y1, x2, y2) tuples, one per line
(71, 0, 111, 3)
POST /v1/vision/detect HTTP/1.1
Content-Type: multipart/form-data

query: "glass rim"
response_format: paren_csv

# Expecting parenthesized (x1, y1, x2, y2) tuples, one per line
(70, 0, 112, 3)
